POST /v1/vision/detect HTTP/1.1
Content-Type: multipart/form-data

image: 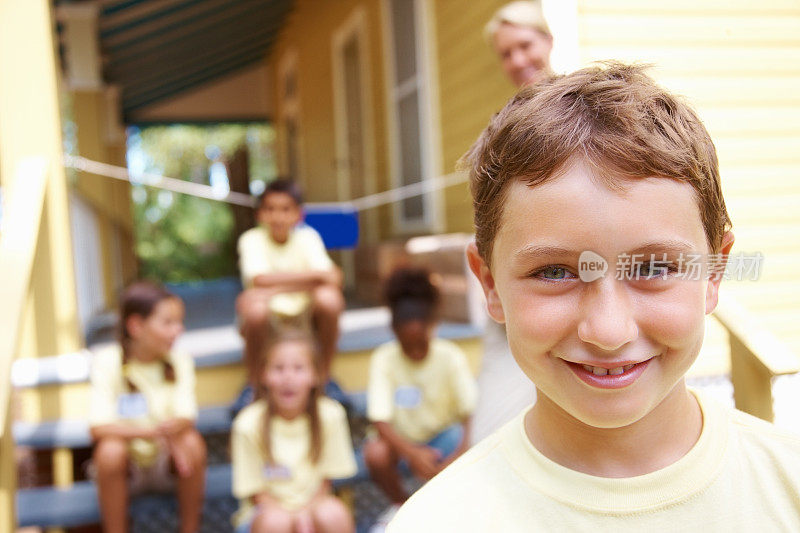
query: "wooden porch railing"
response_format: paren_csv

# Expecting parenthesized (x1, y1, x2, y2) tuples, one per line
(713, 293, 800, 422)
(0, 157, 49, 533)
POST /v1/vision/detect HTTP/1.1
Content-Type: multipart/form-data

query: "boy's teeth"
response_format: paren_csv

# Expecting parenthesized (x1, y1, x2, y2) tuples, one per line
(581, 363, 638, 376)
(582, 364, 608, 376)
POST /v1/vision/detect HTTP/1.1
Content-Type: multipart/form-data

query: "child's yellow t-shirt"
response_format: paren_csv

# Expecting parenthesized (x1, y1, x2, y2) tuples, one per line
(237, 225, 334, 317)
(231, 396, 357, 526)
(388, 390, 800, 532)
(88, 345, 198, 466)
(367, 338, 478, 443)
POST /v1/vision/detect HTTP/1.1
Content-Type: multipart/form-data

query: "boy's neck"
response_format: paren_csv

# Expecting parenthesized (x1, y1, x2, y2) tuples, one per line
(267, 229, 290, 244)
(525, 383, 702, 478)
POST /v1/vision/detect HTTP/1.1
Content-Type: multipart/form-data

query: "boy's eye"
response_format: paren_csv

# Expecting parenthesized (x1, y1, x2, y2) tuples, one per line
(632, 261, 675, 280)
(532, 265, 575, 281)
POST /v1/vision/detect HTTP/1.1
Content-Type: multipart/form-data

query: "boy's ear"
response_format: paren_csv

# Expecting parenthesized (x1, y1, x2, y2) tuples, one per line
(705, 231, 735, 314)
(466, 242, 506, 324)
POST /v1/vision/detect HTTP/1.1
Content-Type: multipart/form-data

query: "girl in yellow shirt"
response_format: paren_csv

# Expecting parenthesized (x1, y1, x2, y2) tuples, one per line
(231, 331, 357, 532)
(88, 281, 207, 533)
(364, 267, 478, 525)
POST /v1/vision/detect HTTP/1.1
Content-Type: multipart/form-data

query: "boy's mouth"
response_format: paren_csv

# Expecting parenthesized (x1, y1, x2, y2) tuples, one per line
(565, 357, 654, 389)
(580, 363, 636, 376)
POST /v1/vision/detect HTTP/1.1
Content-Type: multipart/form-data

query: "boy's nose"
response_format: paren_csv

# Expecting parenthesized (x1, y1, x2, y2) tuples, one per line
(576, 278, 638, 351)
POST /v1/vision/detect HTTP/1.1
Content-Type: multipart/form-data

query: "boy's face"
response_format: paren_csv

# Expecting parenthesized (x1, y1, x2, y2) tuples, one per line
(394, 319, 433, 362)
(468, 159, 734, 429)
(258, 191, 302, 244)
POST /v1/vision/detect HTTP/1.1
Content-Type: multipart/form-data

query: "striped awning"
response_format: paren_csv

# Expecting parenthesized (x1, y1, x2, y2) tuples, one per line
(58, 0, 293, 120)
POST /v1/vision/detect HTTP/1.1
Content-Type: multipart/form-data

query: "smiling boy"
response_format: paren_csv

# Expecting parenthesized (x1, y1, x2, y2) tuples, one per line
(388, 63, 800, 530)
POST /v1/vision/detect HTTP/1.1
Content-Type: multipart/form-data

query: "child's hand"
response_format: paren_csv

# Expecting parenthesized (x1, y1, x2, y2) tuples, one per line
(157, 418, 189, 437)
(407, 445, 442, 480)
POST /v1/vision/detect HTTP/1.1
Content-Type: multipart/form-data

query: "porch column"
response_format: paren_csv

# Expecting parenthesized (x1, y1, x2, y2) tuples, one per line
(0, 0, 82, 527)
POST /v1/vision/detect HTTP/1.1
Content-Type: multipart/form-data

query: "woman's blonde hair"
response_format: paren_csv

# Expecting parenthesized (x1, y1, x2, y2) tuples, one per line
(484, 1, 551, 43)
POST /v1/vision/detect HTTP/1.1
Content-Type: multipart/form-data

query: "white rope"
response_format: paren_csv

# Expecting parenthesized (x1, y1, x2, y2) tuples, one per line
(63, 155, 469, 212)
(64, 155, 256, 207)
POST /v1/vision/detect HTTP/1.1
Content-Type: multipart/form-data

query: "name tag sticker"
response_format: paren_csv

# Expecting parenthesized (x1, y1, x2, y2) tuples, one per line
(117, 393, 148, 419)
(394, 386, 422, 409)
(263, 464, 292, 480)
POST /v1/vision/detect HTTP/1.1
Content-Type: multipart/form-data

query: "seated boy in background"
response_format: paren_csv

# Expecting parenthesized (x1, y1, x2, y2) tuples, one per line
(389, 63, 800, 531)
(236, 179, 344, 397)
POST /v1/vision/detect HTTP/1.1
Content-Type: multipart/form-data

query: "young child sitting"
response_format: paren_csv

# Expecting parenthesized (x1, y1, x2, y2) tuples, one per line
(389, 63, 800, 530)
(365, 267, 478, 525)
(89, 281, 207, 533)
(231, 331, 357, 533)
(236, 179, 344, 392)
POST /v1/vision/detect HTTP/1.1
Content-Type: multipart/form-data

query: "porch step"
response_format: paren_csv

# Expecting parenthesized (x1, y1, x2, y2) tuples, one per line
(16, 463, 233, 529)
(11, 306, 481, 390)
(13, 405, 233, 450)
(11, 307, 482, 424)
(13, 394, 368, 451)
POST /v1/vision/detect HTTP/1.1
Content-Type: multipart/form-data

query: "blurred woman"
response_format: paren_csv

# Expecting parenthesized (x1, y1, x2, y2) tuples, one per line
(486, 1, 553, 87)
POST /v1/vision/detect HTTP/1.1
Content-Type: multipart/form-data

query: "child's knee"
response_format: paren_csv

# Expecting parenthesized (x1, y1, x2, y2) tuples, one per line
(364, 438, 395, 470)
(241, 303, 271, 329)
(93, 437, 128, 474)
(312, 286, 344, 315)
(181, 428, 208, 464)
(252, 506, 293, 533)
(238, 292, 271, 327)
(312, 496, 353, 531)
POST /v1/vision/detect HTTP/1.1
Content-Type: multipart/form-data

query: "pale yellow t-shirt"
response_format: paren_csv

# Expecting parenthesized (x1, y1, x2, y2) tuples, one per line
(367, 338, 478, 443)
(237, 225, 334, 317)
(389, 390, 800, 532)
(231, 396, 357, 526)
(88, 345, 198, 467)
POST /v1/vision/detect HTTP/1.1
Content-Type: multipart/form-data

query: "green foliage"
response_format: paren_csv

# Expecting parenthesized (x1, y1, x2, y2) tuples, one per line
(129, 123, 275, 283)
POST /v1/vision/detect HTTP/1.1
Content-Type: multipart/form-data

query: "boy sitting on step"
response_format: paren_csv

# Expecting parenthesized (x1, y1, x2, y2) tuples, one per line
(235, 179, 345, 409)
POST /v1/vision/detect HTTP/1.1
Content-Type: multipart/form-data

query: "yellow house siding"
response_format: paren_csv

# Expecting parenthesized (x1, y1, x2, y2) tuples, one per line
(265, 0, 393, 241)
(577, 0, 800, 354)
(433, 0, 514, 234)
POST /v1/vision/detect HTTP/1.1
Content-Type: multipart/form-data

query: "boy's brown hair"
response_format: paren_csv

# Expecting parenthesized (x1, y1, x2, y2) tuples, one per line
(258, 178, 304, 209)
(462, 62, 731, 266)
